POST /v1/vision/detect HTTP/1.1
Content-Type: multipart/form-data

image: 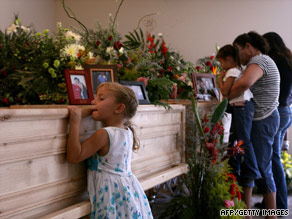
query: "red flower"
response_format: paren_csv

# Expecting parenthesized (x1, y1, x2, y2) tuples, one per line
(2, 69, 7, 77)
(159, 60, 164, 65)
(205, 61, 212, 66)
(204, 127, 210, 133)
(147, 33, 154, 43)
(113, 41, 122, 50)
(196, 66, 201, 71)
(236, 190, 241, 201)
(170, 83, 178, 99)
(167, 66, 173, 71)
(210, 56, 215, 60)
(2, 98, 8, 105)
(96, 41, 101, 46)
(108, 35, 113, 41)
(160, 41, 168, 57)
(210, 121, 224, 136)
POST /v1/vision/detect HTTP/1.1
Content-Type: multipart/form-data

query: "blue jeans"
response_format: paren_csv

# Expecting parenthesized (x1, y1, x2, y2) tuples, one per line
(228, 101, 261, 187)
(252, 109, 280, 193)
(272, 106, 292, 209)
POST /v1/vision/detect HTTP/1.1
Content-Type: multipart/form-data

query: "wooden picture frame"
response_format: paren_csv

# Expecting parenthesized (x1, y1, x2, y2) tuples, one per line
(64, 69, 94, 105)
(120, 81, 150, 105)
(84, 64, 118, 96)
(191, 73, 219, 101)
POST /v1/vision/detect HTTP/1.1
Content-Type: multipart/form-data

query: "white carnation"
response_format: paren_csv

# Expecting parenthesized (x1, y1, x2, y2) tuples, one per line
(61, 44, 84, 58)
(65, 30, 81, 42)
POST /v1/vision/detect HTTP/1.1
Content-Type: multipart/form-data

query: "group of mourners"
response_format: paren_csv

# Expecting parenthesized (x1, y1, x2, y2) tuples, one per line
(217, 31, 292, 219)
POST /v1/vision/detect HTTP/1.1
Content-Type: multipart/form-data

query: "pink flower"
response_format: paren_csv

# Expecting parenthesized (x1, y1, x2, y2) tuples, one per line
(136, 77, 148, 87)
(224, 200, 234, 208)
(177, 73, 187, 82)
(116, 64, 123, 69)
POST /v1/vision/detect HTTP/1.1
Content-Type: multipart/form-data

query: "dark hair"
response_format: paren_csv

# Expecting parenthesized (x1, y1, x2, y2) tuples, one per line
(233, 31, 269, 54)
(74, 77, 80, 82)
(263, 32, 292, 71)
(216, 44, 241, 66)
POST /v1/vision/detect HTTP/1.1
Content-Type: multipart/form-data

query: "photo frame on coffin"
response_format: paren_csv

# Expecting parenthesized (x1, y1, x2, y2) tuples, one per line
(191, 73, 219, 101)
(64, 69, 94, 104)
(84, 64, 118, 96)
(120, 81, 150, 105)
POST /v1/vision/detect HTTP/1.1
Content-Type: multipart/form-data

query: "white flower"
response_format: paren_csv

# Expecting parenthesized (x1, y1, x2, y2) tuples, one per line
(158, 33, 163, 38)
(187, 81, 193, 87)
(119, 47, 125, 54)
(75, 65, 84, 70)
(21, 25, 30, 32)
(6, 23, 17, 34)
(170, 56, 175, 60)
(178, 60, 181, 64)
(65, 30, 81, 42)
(176, 66, 180, 71)
(88, 51, 94, 59)
(61, 44, 84, 58)
(106, 47, 116, 56)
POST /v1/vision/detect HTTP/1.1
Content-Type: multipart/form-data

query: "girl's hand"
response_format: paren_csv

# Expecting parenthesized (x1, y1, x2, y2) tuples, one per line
(220, 70, 226, 78)
(67, 106, 82, 124)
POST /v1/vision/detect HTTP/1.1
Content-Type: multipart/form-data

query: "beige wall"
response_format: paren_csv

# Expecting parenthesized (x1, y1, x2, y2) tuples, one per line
(0, 0, 56, 32)
(54, 0, 292, 63)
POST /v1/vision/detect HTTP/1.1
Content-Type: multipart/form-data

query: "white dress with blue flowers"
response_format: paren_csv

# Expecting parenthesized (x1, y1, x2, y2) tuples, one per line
(87, 127, 153, 219)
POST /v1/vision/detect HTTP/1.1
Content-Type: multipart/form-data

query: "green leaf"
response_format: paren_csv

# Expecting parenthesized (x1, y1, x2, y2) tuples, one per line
(210, 98, 228, 126)
(191, 95, 205, 141)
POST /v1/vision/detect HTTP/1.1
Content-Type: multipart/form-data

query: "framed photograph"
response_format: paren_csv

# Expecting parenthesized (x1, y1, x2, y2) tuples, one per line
(191, 73, 218, 101)
(64, 69, 94, 104)
(84, 64, 118, 96)
(120, 81, 150, 105)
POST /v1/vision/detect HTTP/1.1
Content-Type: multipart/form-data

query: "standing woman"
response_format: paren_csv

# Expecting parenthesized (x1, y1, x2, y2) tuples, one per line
(263, 32, 292, 210)
(229, 31, 280, 219)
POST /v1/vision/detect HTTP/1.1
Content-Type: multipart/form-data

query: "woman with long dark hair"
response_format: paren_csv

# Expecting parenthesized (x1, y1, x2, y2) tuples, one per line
(229, 31, 280, 219)
(262, 32, 292, 210)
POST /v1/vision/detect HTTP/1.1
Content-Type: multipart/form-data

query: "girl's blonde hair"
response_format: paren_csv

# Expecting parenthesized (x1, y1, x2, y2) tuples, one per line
(97, 82, 140, 151)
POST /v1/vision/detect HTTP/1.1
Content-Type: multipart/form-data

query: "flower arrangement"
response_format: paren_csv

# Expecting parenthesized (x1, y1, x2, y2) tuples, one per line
(160, 99, 246, 219)
(281, 151, 292, 190)
(195, 45, 222, 75)
(0, 5, 194, 106)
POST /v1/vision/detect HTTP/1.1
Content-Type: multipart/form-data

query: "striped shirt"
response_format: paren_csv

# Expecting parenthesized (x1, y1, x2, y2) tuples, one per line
(247, 54, 280, 120)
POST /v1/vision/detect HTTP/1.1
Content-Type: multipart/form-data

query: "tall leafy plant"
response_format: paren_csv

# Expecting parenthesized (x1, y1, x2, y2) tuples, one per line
(159, 98, 245, 219)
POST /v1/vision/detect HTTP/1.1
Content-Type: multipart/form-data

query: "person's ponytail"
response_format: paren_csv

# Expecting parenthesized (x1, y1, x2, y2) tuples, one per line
(124, 120, 140, 152)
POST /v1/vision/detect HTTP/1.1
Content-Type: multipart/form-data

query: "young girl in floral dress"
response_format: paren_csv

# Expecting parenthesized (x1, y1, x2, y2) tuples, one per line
(67, 82, 153, 218)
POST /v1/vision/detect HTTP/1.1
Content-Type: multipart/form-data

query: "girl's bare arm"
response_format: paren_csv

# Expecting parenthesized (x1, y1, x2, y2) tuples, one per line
(67, 106, 109, 163)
